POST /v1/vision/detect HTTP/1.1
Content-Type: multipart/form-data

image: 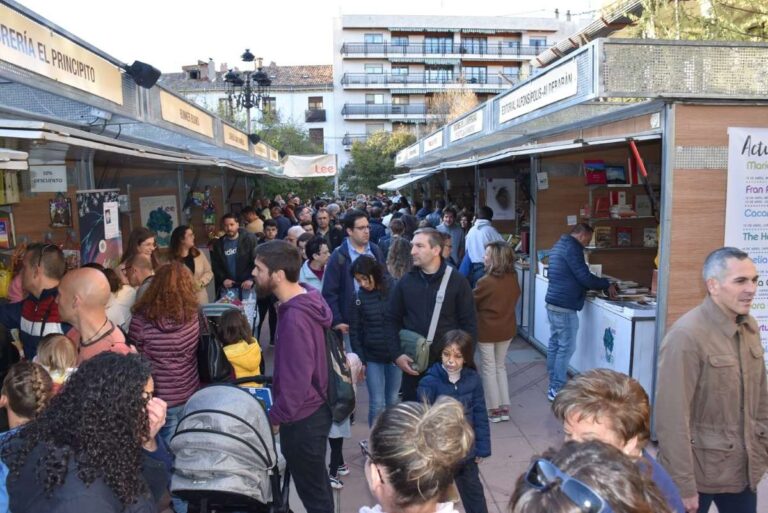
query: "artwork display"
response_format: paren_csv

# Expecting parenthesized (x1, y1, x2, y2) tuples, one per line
(485, 178, 516, 221)
(139, 195, 178, 248)
(76, 189, 122, 267)
(49, 194, 72, 227)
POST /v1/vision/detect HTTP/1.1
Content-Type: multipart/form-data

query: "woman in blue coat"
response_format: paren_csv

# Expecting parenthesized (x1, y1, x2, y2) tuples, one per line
(418, 329, 490, 513)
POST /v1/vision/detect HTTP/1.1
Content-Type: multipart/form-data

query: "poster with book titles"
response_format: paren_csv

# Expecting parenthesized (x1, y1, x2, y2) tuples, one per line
(724, 127, 768, 365)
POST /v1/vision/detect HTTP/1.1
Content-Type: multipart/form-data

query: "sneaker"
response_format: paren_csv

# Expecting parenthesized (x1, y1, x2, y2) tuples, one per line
(499, 408, 510, 422)
(329, 475, 344, 489)
(488, 410, 503, 423)
(336, 463, 350, 476)
(547, 388, 557, 402)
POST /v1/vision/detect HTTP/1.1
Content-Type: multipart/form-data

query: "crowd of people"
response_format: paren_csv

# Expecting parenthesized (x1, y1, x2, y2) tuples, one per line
(0, 191, 760, 513)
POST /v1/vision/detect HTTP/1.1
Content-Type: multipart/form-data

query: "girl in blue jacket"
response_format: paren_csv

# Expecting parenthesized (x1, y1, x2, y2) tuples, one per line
(417, 329, 490, 513)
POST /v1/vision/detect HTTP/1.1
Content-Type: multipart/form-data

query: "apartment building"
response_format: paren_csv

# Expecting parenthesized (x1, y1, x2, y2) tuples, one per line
(160, 60, 335, 152)
(332, 14, 587, 167)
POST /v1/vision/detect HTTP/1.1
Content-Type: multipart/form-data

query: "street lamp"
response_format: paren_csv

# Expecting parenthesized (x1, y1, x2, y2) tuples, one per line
(223, 49, 272, 135)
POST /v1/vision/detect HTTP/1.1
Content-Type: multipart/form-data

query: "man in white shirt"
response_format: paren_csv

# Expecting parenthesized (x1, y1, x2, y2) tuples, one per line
(464, 206, 503, 288)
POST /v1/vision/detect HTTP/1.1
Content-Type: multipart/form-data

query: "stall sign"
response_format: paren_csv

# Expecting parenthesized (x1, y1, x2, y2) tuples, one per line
(30, 165, 67, 192)
(0, 4, 123, 105)
(268, 148, 279, 163)
(424, 131, 443, 154)
(222, 125, 248, 151)
(395, 149, 407, 166)
(159, 91, 214, 138)
(253, 142, 269, 158)
(405, 144, 419, 160)
(725, 126, 768, 364)
(498, 60, 578, 124)
(282, 154, 337, 178)
(449, 110, 483, 142)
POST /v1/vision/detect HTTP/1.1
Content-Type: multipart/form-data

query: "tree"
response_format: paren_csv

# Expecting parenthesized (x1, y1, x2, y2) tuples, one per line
(341, 130, 416, 194)
(427, 86, 479, 131)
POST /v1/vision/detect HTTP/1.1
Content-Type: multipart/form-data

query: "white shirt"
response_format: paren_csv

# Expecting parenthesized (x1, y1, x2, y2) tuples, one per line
(465, 219, 503, 263)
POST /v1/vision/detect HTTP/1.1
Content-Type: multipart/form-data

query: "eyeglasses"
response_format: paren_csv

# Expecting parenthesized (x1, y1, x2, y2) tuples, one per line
(524, 459, 614, 513)
(353, 225, 371, 231)
(360, 440, 385, 483)
(36, 243, 57, 268)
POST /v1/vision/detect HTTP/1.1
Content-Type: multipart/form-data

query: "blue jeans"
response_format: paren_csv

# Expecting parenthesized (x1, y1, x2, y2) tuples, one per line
(365, 361, 402, 427)
(698, 488, 756, 513)
(160, 404, 185, 447)
(469, 263, 485, 289)
(546, 306, 579, 392)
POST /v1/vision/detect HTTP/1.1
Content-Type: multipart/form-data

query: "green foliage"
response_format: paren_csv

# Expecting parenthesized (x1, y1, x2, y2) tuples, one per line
(341, 130, 416, 194)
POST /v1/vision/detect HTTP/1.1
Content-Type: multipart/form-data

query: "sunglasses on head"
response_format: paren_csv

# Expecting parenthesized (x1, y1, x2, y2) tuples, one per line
(524, 459, 614, 513)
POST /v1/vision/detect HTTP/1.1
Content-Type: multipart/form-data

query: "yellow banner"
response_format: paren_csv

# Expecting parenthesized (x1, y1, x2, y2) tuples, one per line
(159, 90, 214, 138)
(254, 142, 268, 158)
(269, 148, 279, 162)
(222, 124, 248, 151)
(0, 4, 123, 105)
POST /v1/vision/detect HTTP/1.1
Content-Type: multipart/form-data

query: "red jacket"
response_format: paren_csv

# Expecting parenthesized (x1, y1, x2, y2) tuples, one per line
(129, 313, 200, 407)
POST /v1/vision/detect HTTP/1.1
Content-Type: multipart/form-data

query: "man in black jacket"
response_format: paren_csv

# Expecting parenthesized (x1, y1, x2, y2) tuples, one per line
(210, 213, 258, 295)
(387, 227, 477, 401)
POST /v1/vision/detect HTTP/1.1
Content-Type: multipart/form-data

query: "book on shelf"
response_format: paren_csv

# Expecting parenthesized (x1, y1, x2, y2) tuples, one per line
(584, 160, 606, 185)
(592, 226, 612, 248)
(0, 215, 11, 249)
(635, 194, 653, 217)
(605, 165, 627, 185)
(627, 155, 640, 185)
(643, 227, 658, 247)
(609, 190, 628, 206)
(616, 227, 632, 247)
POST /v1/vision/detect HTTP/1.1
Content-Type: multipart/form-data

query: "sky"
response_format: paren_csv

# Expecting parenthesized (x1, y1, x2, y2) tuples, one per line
(18, 0, 600, 73)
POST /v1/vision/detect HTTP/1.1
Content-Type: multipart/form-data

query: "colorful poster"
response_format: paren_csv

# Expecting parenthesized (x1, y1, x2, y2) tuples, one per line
(49, 195, 73, 227)
(486, 178, 516, 221)
(139, 195, 178, 248)
(724, 127, 768, 364)
(103, 201, 119, 240)
(76, 189, 122, 267)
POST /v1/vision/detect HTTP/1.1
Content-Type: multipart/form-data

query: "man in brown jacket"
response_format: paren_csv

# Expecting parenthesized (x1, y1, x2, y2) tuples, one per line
(655, 247, 768, 513)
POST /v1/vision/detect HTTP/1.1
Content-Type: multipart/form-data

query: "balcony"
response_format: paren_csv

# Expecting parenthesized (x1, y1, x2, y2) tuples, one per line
(341, 72, 517, 90)
(305, 109, 326, 122)
(340, 42, 548, 59)
(341, 103, 432, 120)
(342, 133, 370, 148)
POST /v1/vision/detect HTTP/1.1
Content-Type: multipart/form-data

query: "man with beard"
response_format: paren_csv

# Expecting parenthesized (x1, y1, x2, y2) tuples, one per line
(314, 207, 343, 251)
(210, 213, 258, 296)
(252, 240, 334, 513)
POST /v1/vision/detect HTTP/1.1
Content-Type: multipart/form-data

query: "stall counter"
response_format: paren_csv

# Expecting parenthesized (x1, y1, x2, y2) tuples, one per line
(532, 274, 656, 394)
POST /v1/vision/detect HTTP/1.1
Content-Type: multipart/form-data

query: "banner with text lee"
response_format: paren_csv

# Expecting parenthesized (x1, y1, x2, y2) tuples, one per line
(725, 126, 768, 362)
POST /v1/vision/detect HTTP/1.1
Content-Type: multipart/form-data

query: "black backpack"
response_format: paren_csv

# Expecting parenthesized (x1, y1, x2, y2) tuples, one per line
(320, 327, 356, 423)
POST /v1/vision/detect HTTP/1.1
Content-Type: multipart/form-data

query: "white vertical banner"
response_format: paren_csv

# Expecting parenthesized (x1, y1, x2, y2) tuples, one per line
(725, 127, 768, 362)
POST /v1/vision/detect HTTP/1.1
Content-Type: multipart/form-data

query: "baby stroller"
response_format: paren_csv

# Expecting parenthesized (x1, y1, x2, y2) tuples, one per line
(170, 376, 290, 513)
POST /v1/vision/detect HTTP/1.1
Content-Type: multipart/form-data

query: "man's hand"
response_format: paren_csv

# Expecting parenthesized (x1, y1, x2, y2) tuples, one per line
(682, 495, 698, 513)
(607, 283, 619, 300)
(396, 354, 420, 376)
(143, 397, 168, 451)
(333, 323, 350, 334)
(241, 279, 254, 290)
(223, 279, 235, 289)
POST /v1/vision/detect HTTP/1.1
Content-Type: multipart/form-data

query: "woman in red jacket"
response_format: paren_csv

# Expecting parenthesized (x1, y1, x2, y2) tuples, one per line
(130, 261, 200, 443)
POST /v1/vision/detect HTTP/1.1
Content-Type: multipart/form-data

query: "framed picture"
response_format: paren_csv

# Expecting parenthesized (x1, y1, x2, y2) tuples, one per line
(49, 195, 73, 227)
(605, 165, 627, 185)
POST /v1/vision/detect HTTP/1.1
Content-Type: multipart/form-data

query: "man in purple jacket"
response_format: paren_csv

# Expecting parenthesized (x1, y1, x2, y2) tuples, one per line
(252, 240, 334, 513)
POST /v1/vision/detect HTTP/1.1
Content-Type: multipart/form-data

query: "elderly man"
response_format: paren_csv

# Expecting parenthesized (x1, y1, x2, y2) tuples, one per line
(655, 247, 767, 513)
(59, 267, 131, 363)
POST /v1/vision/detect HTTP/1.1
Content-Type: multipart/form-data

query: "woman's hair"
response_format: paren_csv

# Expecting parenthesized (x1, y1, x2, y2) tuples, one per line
(442, 329, 476, 370)
(3, 353, 153, 506)
(119, 227, 159, 268)
(1, 362, 53, 419)
(132, 262, 198, 324)
(370, 397, 473, 508)
(350, 255, 388, 294)
(484, 240, 515, 277)
(218, 309, 252, 345)
(82, 262, 122, 293)
(509, 441, 672, 513)
(36, 334, 77, 373)
(386, 237, 413, 280)
(169, 225, 200, 259)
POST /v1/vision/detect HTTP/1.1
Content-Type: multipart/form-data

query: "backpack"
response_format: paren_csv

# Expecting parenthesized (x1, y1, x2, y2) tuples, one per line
(320, 327, 356, 423)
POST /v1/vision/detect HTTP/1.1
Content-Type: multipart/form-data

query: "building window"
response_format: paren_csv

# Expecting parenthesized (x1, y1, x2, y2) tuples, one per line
(187, 69, 200, 80)
(425, 65, 453, 83)
(392, 36, 409, 46)
(365, 64, 384, 74)
(505, 40, 521, 51)
(308, 96, 323, 110)
(529, 37, 547, 51)
(309, 128, 324, 147)
(365, 94, 384, 104)
(391, 65, 409, 75)
(392, 95, 410, 105)
(364, 33, 384, 43)
(461, 37, 487, 54)
(503, 66, 520, 77)
(366, 123, 385, 134)
(425, 36, 453, 54)
(461, 66, 487, 84)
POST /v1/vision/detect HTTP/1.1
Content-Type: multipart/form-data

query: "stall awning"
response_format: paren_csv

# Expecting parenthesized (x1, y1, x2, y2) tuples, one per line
(0, 149, 28, 170)
(378, 168, 441, 190)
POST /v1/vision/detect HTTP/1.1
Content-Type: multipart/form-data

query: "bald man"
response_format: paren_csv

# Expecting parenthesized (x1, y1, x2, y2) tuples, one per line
(59, 267, 132, 364)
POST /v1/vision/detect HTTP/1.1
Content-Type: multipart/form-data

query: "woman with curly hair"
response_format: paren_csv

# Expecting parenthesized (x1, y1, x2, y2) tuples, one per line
(386, 236, 413, 282)
(129, 262, 200, 443)
(3, 352, 170, 513)
(116, 228, 160, 285)
(169, 225, 214, 305)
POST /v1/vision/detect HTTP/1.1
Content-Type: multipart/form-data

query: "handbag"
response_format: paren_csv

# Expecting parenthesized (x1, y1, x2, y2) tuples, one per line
(399, 266, 453, 374)
(197, 313, 234, 383)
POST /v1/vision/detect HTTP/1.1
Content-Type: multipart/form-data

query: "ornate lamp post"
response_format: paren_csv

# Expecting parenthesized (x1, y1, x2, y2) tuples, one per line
(223, 49, 272, 135)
